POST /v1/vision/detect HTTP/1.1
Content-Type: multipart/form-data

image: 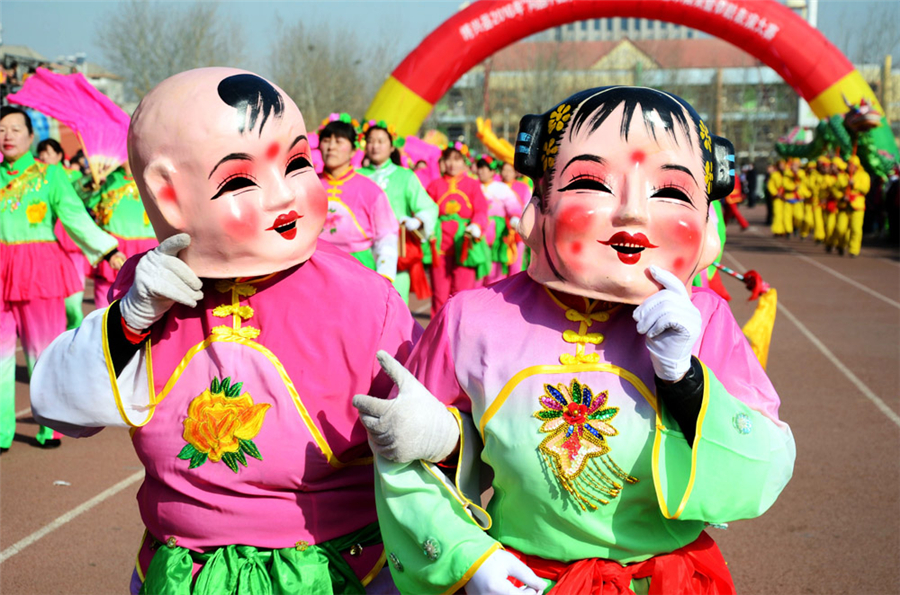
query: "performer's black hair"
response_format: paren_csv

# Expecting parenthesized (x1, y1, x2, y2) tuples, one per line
(37, 138, 64, 156)
(216, 74, 284, 137)
(514, 86, 734, 210)
(320, 121, 358, 148)
(0, 106, 34, 134)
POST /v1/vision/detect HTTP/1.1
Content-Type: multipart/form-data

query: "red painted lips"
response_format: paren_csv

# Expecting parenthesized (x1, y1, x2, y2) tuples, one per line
(266, 210, 302, 240)
(598, 231, 658, 265)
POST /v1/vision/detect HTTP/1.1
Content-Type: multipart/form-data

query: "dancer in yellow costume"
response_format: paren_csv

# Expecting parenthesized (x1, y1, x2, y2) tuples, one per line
(801, 160, 819, 240)
(833, 155, 870, 257)
(768, 161, 785, 237)
(825, 157, 849, 252)
(811, 156, 832, 242)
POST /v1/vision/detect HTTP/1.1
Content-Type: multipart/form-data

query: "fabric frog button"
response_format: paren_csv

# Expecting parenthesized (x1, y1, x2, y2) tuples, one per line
(732, 413, 752, 435)
(422, 537, 441, 561)
(389, 552, 404, 572)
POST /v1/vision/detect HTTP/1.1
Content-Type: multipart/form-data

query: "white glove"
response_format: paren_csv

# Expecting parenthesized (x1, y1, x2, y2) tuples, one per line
(466, 550, 544, 595)
(352, 350, 459, 463)
(509, 216, 521, 230)
(119, 234, 204, 331)
(401, 216, 422, 232)
(633, 266, 701, 382)
(466, 223, 482, 239)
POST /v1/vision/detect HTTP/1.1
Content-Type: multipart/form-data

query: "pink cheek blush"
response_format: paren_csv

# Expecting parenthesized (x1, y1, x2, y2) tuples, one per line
(555, 204, 594, 239)
(221, 208, 259, 241)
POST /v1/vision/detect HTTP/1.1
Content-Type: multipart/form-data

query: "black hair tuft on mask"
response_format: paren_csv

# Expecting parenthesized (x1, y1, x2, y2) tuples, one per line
(217, 74, 284, 137)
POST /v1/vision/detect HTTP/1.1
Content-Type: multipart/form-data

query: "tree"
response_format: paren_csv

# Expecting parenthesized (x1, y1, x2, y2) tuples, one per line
(269, 20, 398, 127)
(97, 0, 248, 101)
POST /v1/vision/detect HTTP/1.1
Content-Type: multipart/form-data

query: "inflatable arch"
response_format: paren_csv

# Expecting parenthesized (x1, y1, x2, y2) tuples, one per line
(366, 0, 897, 159)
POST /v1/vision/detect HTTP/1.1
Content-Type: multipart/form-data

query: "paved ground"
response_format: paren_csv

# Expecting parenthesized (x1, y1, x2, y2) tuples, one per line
(1, 204, 898, 594)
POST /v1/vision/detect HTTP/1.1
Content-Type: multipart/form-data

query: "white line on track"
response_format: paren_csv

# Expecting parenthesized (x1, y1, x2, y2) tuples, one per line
(748, 228, 900, 309)
(0, 470, 144, 564)
(724, 253, 900, 429)
(15, 407, 30, 418)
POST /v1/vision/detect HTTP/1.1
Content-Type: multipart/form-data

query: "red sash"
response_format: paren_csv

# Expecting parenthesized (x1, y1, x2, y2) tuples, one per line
(507, 532, 735, 595)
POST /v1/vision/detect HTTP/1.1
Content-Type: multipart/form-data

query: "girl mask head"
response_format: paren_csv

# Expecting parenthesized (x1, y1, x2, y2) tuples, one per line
(514, 86, 735, 304)
(127, 67, 327, 278)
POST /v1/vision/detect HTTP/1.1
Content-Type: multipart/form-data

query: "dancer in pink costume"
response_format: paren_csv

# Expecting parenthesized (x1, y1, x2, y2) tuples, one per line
(1, 106, 122, 450)
(426, 145, 488, 316)
(475, 157, 522, 287)
(500, 161, 532, 274)
(82, 162, 158, 308)
(318, 116, 398, 280)
(31, 68, 419, 594)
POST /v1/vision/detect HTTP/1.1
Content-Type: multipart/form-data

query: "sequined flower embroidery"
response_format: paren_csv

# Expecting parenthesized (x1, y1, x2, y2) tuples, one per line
(534, 379, 637, 510)
(178, 376, 270, 473)
(548, 104, 572, 133)
(25, 201, 47, 224)
(704, 161, 714, 194)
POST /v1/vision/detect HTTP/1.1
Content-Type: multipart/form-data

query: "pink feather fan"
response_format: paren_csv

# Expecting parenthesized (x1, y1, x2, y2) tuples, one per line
(8, 67, 130, 183)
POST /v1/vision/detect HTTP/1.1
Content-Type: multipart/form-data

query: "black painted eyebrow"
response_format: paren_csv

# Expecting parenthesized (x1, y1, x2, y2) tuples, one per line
(660, 164, 698, 184)
(560, 154, 608, 176)
(208, 153, 254, 179)
(288, 135, 308, 152)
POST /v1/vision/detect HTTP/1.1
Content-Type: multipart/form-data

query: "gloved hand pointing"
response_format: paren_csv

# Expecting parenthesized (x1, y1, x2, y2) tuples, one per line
(633, 266, 701, 382)
(119, 234, 204, 332)
(353, 351, 459, 463)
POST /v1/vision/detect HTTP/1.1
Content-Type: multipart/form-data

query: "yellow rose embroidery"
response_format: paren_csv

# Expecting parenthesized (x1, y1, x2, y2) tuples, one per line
(143, 211, 150, 226)
(178, 376, 270, 473)
(25, 201, 47, 224)
(548, 104, 572, 133)
(704, 161, 714, 194)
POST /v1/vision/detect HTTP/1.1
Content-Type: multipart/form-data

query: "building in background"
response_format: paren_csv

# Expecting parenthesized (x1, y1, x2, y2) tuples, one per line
(431, 33, 898, 165)
(534, 17, 695, 42)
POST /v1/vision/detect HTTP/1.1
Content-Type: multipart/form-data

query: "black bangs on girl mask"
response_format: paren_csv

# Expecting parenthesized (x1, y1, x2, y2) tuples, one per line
(515, 86, 734, 208)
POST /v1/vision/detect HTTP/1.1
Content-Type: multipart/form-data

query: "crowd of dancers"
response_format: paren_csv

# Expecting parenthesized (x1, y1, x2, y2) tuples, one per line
(0, 103, 535, 453)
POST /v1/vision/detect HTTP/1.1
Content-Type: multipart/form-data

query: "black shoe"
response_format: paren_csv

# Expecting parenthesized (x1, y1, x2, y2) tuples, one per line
(825, 245, 833, 253)
(0, 447, 9, 455)
(37, 439, 61, 449)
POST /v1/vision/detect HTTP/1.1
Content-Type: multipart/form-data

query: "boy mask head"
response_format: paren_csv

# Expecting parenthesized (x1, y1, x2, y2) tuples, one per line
(514, 86, 734, 304)
(128, 67, 327, 278)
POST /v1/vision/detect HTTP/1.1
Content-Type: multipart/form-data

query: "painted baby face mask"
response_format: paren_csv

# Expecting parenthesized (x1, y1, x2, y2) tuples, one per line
(128, 67, 327, 278)
(516, 87, 734, 304)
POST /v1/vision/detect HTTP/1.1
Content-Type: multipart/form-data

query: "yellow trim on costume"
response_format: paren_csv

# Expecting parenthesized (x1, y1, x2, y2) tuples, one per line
(150, 335, 370, 469)
(365, 75, 434, 138)
(324, 174, 370, 240)
(360, 549, 387, 587)
(437, 176, 473, 210)
(104, 301, 152, 428)
(0, 239, 57, 245)
(651, 362, 711, 520)
(449, 407, 492, 530)
(808, 70, 884, 119)
(134, 529, 148, 583)
(479, 363, 659, 440)
(439, 542, 503, 595)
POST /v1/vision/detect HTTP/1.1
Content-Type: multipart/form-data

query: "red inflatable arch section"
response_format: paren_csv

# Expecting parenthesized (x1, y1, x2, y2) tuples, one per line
(366, 0, 895, 157)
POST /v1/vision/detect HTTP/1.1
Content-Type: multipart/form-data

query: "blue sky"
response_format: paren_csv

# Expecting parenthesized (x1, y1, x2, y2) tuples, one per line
(2, 0, 897, 76)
